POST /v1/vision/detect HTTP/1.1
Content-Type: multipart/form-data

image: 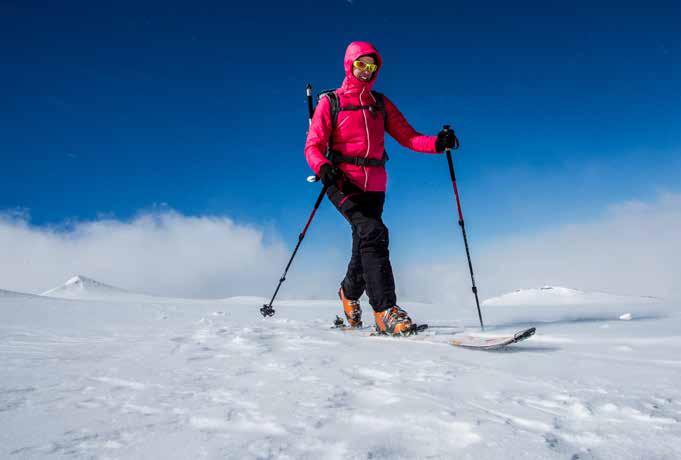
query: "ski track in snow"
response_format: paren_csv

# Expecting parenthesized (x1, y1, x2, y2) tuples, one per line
(1, 294, 680, 459)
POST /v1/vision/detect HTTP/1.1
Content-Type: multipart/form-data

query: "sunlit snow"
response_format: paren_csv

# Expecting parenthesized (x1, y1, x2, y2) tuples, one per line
(1, 276, 679, 459)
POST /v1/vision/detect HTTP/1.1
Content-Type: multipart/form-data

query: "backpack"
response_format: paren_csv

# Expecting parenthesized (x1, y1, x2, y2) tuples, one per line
(317, 89, 389, 167)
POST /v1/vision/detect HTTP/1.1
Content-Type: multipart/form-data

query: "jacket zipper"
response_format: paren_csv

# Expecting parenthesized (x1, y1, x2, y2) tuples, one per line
(359, 86, 370, 190)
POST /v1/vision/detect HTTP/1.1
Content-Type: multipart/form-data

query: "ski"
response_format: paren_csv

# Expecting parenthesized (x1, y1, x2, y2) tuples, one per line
(449, 327, 536, 350)
(331, 317, 536, 350)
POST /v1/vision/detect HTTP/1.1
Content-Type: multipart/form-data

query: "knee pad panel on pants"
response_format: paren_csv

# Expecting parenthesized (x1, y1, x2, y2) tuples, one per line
(357, 221, 389, 255)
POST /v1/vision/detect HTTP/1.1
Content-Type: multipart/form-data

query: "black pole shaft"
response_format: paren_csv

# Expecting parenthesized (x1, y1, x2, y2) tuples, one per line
(261, 184, 329, 317)
(443, 125, 484, 330)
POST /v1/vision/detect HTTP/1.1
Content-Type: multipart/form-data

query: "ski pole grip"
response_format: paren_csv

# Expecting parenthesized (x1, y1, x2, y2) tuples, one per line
(305, 84, 319, 182)
(442, 124, 460, 150)
(306, 83, 315, 124)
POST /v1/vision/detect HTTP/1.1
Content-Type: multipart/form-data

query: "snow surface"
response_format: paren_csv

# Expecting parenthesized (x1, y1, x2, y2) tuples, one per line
(482, 285, 658, 307)
(0, 288, 42, 299)
(1, 279, 680, 459)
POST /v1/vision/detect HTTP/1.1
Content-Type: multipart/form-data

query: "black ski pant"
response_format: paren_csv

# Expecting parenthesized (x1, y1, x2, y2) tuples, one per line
(327, 182, 396, 312)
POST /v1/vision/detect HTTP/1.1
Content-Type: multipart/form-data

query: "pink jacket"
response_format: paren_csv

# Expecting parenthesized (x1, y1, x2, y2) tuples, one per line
(305, 41, 441, 192)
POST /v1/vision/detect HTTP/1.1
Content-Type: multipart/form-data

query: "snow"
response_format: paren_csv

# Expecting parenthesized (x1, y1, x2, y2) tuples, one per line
(483, 285, 658, 307)
(1, 279, 680, 459)
(0, 288, 41, 298)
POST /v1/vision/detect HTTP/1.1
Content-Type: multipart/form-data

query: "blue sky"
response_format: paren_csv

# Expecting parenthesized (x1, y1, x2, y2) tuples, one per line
(2, 1, 680, 292)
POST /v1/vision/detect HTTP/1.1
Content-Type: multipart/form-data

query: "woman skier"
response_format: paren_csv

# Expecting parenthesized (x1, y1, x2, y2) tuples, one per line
(305, 41, 458, 335)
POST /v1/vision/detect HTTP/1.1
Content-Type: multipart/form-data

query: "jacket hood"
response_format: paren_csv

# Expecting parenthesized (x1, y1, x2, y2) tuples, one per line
(341, 41, 382, 92)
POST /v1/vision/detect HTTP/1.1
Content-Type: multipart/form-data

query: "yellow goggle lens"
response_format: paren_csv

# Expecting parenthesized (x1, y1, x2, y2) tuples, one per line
(353, 60, 378, 73)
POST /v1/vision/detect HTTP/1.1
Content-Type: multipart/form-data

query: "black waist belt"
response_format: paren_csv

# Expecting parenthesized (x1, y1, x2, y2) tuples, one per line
(326, 149, 388, 167)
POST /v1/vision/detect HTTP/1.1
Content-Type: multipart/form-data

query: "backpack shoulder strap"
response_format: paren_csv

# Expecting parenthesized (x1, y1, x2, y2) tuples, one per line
(371, 91, 385, 109)
(318, 89, 340, 128)
(371, 91, 387, 127)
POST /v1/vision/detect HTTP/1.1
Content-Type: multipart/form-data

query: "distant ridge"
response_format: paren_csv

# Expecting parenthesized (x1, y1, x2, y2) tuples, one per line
(482, 285, 658, 307)
(0, 288, 41, 298)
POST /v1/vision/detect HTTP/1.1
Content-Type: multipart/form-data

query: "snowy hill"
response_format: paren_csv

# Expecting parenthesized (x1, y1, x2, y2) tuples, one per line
(41, 275, 155, 300)
(483, 286, 658, 307)
(1, 290, 679, 458)
(0, 288, 41, 298)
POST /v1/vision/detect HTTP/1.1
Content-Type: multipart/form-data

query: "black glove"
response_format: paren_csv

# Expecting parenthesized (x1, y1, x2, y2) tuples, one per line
(436, 128, 460, 152)
(318, 163, 342, 186)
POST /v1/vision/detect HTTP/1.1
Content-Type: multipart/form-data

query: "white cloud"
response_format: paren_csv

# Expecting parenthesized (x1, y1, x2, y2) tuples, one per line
(399, 192, 681, 304)
(0, 210, 291, 298)
(2, 192, 679, 305)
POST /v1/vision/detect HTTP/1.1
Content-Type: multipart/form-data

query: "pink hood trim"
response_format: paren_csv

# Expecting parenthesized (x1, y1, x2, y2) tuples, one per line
(340, 41, 383, 94)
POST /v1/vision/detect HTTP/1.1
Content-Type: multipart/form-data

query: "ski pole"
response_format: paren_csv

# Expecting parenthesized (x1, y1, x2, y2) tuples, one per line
(443, 124, 485, 330)
(260, 84, 327, 317)
(260, 183, 329, 317)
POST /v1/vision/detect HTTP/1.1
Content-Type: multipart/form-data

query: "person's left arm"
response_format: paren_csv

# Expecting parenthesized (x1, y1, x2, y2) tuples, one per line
(384, 96, 441, 154)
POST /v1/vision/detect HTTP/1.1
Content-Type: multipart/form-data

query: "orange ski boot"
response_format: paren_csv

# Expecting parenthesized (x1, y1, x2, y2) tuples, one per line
(374, 306, 414, 336)
(339, 287, 363, 328)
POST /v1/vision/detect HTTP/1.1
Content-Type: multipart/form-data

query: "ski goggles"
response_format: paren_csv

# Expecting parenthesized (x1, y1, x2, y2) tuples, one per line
(353, 60, 378, 73)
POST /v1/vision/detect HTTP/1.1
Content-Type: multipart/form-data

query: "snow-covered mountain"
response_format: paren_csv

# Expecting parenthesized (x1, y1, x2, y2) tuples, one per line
(483, 285, 658, 307)
(1, 286, 679, 459)
(41, 275, 154, 300)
